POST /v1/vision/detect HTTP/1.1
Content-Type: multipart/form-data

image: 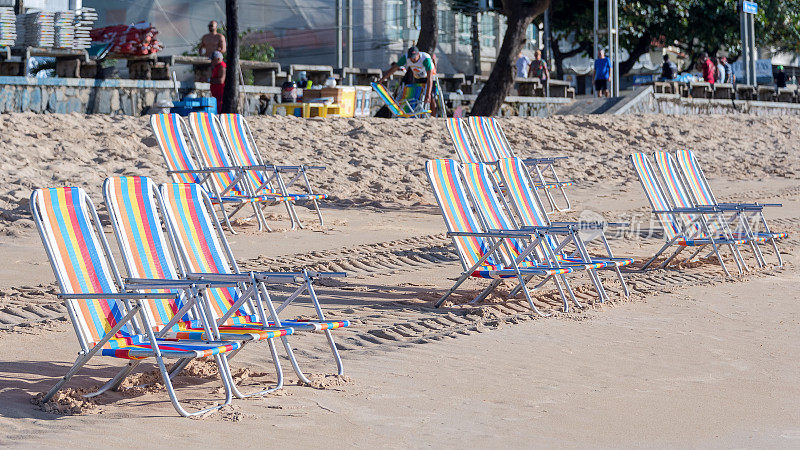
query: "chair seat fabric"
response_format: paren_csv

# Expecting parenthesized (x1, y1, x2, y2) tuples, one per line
(101, 335, 241, 360)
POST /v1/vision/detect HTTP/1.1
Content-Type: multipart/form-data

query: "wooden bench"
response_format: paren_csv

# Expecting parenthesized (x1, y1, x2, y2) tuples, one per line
(712, 83, 735, 100)
(547, 79, 573, 98)
(437, 73, 465, 93)
(736, 85, 757, 100)
(775, 86, 796, 103)
(757, 85, 776, 102)
(336, 67, 382, 85)
(688, 81, 712, 99)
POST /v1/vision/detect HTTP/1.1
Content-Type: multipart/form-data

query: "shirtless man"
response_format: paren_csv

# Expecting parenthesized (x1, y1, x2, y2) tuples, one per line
(200, 21, 226, 57)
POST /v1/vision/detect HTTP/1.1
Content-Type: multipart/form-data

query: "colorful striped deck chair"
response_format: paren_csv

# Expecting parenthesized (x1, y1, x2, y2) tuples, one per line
(427, 159, 576, 316)
(218, 113, 328, 228)
(187, 112, 298, 232)
(630, 152, 745, 276)
(445, 117, 480, 164)
(493, 157, 632, 299)
(159, 182, 350, 384)
(467, 116, 574, 213)
(370, 82, 430, 118)
(103, 176, 297, 398)
(150, 113, 274, 233)
(31, 186, 241, 417)
(674, 150, 786, 266)
(653, 151, 769, 270)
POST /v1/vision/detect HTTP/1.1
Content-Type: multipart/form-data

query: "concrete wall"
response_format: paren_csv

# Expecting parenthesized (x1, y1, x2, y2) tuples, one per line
(0, 77, 280, 115)
(624, 92, 800, 116)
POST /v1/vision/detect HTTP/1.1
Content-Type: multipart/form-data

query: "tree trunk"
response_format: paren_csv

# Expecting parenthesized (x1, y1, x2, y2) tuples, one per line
(471, 0, 550, 116)
(416, 0, 438, 54)
(618, 31, 651, 76)
(222, 0, 240, 114)
(471, 12, 481, 74)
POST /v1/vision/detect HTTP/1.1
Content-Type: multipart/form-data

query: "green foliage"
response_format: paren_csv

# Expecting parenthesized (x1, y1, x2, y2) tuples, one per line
(549, 0, 800, 67)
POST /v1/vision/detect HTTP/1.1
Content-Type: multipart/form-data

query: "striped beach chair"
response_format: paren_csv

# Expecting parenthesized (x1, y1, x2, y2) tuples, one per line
(30, 186, 241, 417)
(467, 116, 574, 213)
(371, 82, 430, 118)
(159, 181, 350, 384)
(103, 176, 297, 397)
(427, 159, 576, 316)
(492, 157, 632, 299)
(445, 117, 480, 164)
(653, 151, 769, 270)
(187, 112, 298, 232)
(218, 113, 328, 228)
(674, 150, 786, 266)
(630, 152, 746, 276)
(150, 113, 277, 233)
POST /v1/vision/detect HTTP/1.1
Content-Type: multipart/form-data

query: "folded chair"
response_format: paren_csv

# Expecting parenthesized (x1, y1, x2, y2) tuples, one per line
(371, 82, 431, 118)
(218, 113, 328, 228)
(159, 181, 350, 384)
(31, 186, 241, 417)
(187, 112, 300, 231)
(653, 151, 773, 270)
(493, 157, 632, 298)
(674, 150, 786, 266)
(630, 152, 746, 276)
(427, 159, 576, 316)
(468, 116, 574, 213)
(103, 176, 298, 398)
(445, 117, 480, 164)
(150, 113, 282, 233)
(461, 161, 610, 309)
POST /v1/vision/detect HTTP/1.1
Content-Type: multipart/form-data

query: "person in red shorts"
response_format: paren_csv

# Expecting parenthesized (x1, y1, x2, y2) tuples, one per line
(210, 51, 226, 113)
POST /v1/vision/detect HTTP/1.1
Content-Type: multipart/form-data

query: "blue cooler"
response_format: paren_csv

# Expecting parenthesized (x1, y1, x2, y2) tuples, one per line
(171, 97, 217, 116)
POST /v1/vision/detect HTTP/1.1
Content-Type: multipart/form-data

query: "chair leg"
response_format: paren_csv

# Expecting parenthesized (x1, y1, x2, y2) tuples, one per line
(227, 338, 284, 398)
(660, 246, 685, 268)
(560, 273, 583, 309)
(470, 279, 502, 304)
(85, 360, 142, 397)
(641, 241, 674, 271)
(42, 353, 92, 402)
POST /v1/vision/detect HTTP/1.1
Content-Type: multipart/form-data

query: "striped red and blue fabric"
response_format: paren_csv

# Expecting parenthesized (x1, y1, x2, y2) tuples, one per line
(467, 116, 501, 162)
(445, 118, 478, 164)
(151, 113, 203, 184)
(219, 114, 327, 202)
(675, 150, 717, 206)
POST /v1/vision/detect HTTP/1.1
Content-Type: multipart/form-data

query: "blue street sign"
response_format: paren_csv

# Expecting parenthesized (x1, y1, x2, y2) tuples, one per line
(742, 1, 758, 14)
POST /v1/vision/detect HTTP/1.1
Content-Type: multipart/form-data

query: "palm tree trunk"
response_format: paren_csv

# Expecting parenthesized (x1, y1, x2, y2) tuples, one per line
(471, 2, 548, 116)
(416, 0, 438, 54)
(222, 0, 240, 114)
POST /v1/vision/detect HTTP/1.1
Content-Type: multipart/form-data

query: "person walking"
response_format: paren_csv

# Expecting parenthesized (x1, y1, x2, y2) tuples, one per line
(716, 57, 727, 83)
(528, 49, 549, 82)
(660, 54, 677, 81)
(699, 52, 715, 84)
(775, 65, 788, 88)
(721, 56, 735, 84)
(209, 51, 226, 113)
(593, 49, 611, 97)
(515, 51, 531, 78)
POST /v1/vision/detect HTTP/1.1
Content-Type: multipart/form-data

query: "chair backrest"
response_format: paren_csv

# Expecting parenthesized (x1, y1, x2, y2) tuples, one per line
(675, 150, 718, 206)
(496, 157, 550, 228)
(103, 176, 195, 332)
(445, 118, 479, 164)
(218, 113, 269, 190)
(159, 182, 251, 325)
(31, 187, 131, 349)
(371, 82, 404, 116)
(401, 83, 425, 112)
(466, 116, 502, 162)
(653, 151, 695, 209)
(186, 112, 246, 196)
(462, 162, 539, 262)
(150, 113, 203, 184)
(629, 153, 681, 240)
(484, 118, 515, 159)
(426, 159, 503, 271)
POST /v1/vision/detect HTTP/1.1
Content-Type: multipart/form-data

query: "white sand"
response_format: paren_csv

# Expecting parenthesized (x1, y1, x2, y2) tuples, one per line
(0, 113, 798, 446)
